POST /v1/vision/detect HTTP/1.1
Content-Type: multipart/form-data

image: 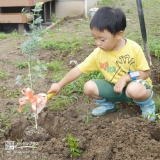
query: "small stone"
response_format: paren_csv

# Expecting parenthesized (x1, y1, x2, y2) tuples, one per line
(69, 60, 78, 67)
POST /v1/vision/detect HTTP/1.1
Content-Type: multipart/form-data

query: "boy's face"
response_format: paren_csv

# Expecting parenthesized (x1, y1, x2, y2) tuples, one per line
(91, 28, 122, 51)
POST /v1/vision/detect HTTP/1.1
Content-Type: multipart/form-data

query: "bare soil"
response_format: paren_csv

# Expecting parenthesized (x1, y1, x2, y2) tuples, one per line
(0, 0, 160, 160)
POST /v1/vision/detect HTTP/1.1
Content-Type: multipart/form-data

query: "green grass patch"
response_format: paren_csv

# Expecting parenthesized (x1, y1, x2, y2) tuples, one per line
(48, 95, 78, 111)
(5, 90, 20, 98)
(41, 39, 82, 54)
(0, 71, 9, 79)
(149, 37, 160, 59)
(0, 33, 8, 39)
(16, 61, 28, 69)
(0, 86, 7, 92)
(46, 60, 63, 71)
(97, 0, 116, 6)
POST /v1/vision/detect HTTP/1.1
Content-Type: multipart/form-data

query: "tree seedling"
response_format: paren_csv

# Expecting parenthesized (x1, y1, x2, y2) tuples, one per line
(16, 2, 49, 129)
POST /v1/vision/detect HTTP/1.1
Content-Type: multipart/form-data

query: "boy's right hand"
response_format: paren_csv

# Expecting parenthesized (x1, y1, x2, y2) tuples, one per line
(47, 83, 62, 95)
(47, 67, 82, 96)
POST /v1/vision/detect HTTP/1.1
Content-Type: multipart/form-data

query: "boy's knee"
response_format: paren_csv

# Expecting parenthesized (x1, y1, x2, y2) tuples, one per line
(84, 80, 97, 95)
(126, 82, 146, 98)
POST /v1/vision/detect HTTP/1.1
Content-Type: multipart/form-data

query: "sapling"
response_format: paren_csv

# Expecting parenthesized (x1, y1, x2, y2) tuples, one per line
(17, 2, 48, 129)
(16, 2, 47, 88)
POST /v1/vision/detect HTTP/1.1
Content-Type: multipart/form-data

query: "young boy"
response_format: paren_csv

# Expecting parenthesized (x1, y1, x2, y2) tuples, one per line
(48, 7, 156, 121)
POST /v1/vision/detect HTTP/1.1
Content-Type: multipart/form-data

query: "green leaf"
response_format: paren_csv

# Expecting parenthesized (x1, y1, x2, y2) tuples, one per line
(33, 65, 41, 71)
(15, 75, 23, 85)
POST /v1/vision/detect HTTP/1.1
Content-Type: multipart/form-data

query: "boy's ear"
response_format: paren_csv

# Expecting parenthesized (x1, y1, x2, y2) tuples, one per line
(116, 31, 124, 39)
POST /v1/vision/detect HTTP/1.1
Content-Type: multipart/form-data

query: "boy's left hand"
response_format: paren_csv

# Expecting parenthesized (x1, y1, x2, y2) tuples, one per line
(114, 77, 128, 94)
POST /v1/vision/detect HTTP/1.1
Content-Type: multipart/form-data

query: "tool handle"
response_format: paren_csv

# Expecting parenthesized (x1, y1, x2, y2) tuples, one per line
(47, 92, 55, 100)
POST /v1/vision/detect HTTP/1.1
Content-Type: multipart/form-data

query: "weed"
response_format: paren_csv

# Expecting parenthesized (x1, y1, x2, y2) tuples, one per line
(41, 34, 82, 55)
(155, 98, 160, 112)
(149, 37, 160, 59)
(62, 82, 83, 95)
(84, 110, 93, 124)
(0, 33, 7, 39)
(42, 38, 81, 53)
(49, 69, 69, 82)
(148, 113, 156, 120)
(75, 23, 88, 30)
(127, 9, 132, 13)
(51, 13, 59, 23)
(0, 86, 7, 92)
(116, 102, 123, 109)
(31, 143, 38, 150)
(0, 107, 17, 132)
(16, 61, 28, 69)
(97, 0, 115, 6)
(127, 102, 134, 105)
(48, 95, 77, 111)
(11, 30, 20, 37)
(5, 90, 20, 98)
(146, 145, 150, 150)
(16, 138, 23, 143)
(156, 113, 160, 123)
(63, 133, 82, 157)
(124, 31, 141, 42)
(7, 30, 22, 41)
(85, 37, 95, 46)
(46, 60, 63, 71)
(0, 71, 9, 79)
(84, 96, 90, 103)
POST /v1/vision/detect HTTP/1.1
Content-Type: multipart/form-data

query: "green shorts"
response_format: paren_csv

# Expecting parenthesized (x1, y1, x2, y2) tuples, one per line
(92, 79, 151, 102)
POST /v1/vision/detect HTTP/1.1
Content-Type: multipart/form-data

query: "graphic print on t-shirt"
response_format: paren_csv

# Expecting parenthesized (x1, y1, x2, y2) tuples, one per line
(99, 54, 135, 83)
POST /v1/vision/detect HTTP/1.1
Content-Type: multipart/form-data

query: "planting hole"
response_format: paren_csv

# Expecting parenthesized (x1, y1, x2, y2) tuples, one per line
(150, 127, 160, 141)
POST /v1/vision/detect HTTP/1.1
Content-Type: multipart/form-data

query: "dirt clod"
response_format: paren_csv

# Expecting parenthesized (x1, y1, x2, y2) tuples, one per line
(23, 126, 51, 142)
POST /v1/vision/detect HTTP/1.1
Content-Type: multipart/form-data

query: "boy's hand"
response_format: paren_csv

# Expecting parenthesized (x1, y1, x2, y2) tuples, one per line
(47, 66, 83, 96)
(47, 83, 62, 95)
(114, 76, 130, 94)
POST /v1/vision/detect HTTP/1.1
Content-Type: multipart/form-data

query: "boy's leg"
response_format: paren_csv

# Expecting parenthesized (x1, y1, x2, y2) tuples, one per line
(126, 80, 156, 121)
(87, 79, 132, 116)
(91, 79, 133, 102)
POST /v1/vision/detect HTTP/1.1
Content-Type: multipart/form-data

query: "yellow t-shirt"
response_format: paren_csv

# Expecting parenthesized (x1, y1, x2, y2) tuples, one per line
(78, 39, 152, 87)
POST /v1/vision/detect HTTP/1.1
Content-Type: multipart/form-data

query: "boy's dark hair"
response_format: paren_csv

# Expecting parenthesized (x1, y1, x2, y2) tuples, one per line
(90, 7, 126, 35)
